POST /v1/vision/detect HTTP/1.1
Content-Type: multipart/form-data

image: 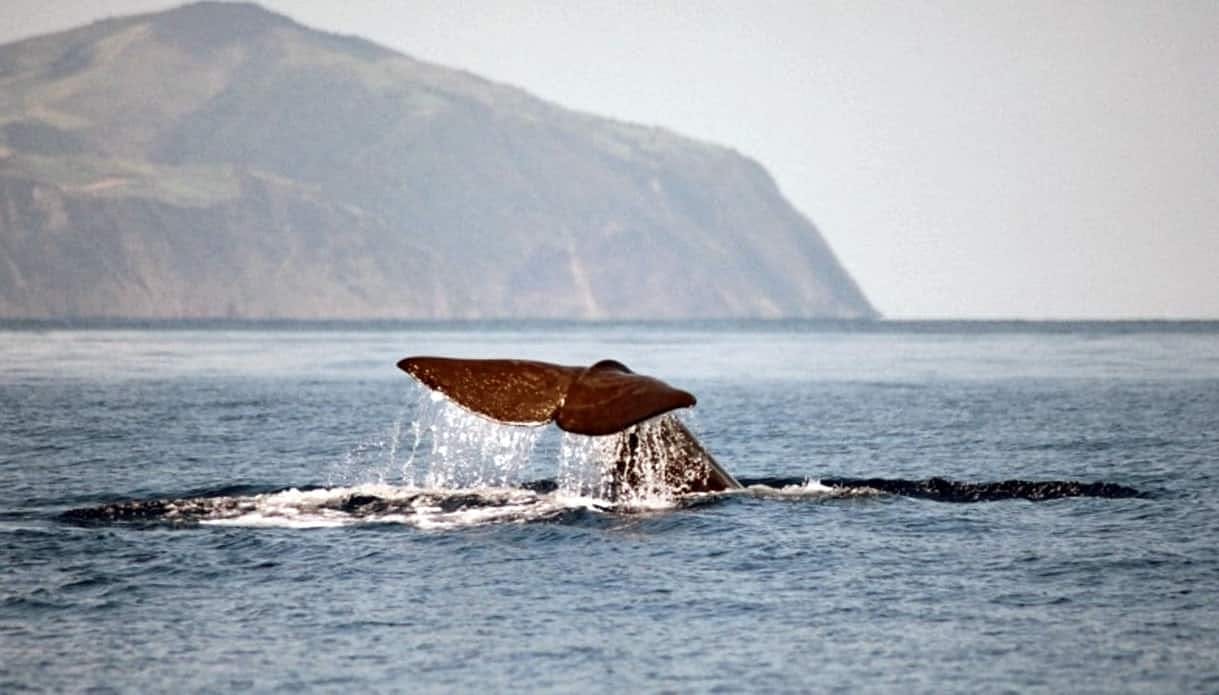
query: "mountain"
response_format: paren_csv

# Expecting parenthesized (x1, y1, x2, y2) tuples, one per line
(0, 2, 877, 320)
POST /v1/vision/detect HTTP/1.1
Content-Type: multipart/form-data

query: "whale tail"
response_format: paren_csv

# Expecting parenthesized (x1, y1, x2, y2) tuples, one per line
(609, 414, 741, 497)
(397, 356, 741, 495)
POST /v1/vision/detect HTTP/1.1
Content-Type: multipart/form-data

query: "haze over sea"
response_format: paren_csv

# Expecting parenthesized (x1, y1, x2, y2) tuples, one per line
(2, 320, 1218, 692)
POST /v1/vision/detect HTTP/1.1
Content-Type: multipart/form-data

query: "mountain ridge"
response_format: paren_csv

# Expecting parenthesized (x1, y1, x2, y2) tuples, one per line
(0, 1, 877, 320)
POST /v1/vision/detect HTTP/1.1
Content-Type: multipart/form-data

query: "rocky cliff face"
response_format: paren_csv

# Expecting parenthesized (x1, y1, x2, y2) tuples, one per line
(0, 2, 876, 320)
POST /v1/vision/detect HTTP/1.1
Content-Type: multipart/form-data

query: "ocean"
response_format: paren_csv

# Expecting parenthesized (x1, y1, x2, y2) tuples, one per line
(2, 321, 1217, 692)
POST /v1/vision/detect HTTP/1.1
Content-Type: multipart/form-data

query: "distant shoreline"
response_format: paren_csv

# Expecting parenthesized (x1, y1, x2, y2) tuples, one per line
(2, 317, 1217, 333)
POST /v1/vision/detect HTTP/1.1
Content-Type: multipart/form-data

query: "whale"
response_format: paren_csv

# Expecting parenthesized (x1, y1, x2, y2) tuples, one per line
(57, 357, 1142, 526)
(397, 356, 742, 497)
(397, 356, 1142, 503)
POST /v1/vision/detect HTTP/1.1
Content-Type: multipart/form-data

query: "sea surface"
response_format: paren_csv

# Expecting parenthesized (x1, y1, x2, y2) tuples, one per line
(2, 321, 1218, 693)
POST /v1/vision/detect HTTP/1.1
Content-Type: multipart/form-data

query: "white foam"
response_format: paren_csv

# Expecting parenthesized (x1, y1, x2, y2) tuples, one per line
(201, 513, 352, 529)
(298, 397, 725, 529)
(740, 479, 883, 499)
(611, 496, 682, 512)
(410, 501, 548, 530)
(194, 484, 586, 529)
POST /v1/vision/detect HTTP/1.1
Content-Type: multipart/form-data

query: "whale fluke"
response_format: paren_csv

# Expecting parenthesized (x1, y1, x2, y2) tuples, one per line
(397, 356, 740, 496)
(397, 356, 697, 437)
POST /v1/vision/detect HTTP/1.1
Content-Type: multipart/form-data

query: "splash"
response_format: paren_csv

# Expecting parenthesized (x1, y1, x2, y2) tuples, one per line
(58, 484, 581, 529)
(329, 389, 543, 490)
(556, 430, 618, 500)
(331, 389, 718, 510)
(554, 415, 703, 508)
(321, 400, 704, 519)
(742, 479, 878, 499)
(329, 385, 697, 507)
(325, 398, 414, 486)
(615, 415, 701, 506)
(198, 485, 564, 530)
(402, 392, 542, 489)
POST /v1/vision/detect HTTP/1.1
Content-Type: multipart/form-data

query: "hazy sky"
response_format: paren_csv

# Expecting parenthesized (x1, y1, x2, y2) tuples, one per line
(5, 1, 1217, 318)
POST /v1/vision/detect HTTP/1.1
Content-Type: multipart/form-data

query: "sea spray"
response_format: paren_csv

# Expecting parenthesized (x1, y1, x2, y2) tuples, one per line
(326, 397, 414, 487)
(555, 414, 695, 507)
(556, 430, 619, 500)
(400, 391, 540, 489)
(333, 385, 700, 506)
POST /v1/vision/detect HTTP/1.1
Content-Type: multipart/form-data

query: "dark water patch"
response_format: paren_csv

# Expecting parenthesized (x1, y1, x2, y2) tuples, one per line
(518, 479, 559, 494)
(738, 475, 813, 488)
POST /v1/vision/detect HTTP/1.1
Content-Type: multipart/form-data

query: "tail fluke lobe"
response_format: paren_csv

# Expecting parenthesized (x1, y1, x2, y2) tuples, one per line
(555, 359, 696, 436)
(397, 357, 578, 426)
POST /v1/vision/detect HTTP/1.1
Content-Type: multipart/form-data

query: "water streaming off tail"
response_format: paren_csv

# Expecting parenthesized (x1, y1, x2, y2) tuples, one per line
(402, 391, 541, 489)
(332, 386, 700, 505)
(327, 389, 541, 489)
(557, 414, 696, 506)
(396, 399, 697, 505)
(556, 430, 619, 500)
(615, 415, 708, 505)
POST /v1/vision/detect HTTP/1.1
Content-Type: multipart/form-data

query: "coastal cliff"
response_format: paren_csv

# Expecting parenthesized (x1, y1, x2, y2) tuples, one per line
(0, 2, 876, 320)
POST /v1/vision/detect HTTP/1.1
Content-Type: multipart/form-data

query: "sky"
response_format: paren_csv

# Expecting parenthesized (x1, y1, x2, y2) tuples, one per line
(4, 0, 1217, 319)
